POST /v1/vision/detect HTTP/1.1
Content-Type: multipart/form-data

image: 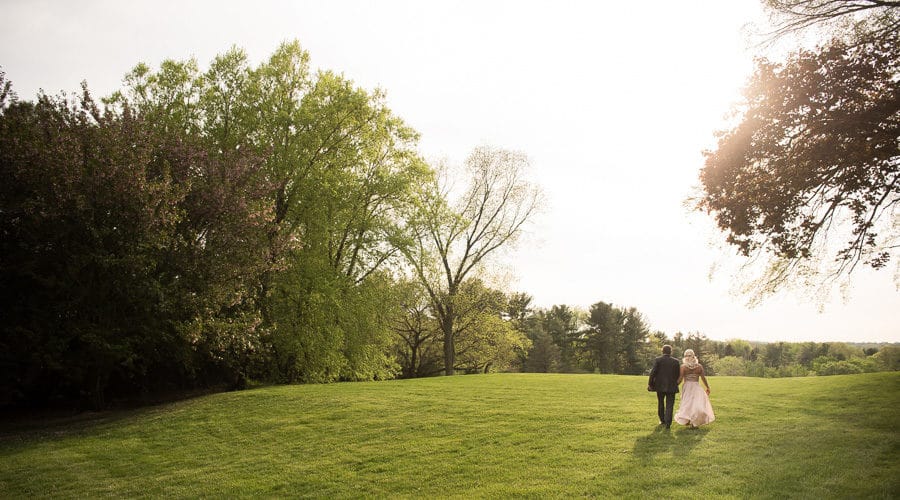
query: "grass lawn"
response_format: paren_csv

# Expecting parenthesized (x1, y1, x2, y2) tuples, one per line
(1, 372, 898, 498)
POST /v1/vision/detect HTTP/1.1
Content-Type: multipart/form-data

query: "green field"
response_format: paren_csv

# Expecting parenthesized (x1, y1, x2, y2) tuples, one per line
(2, 372, 898, 498)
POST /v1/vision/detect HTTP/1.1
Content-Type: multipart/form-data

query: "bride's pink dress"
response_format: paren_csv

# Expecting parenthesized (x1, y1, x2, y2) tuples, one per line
(675, 370, 715, 427)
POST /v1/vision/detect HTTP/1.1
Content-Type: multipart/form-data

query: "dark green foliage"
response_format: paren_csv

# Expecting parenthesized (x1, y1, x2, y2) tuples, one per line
(540, 305, 582, 372)
(583, 302, 620, 373)
(0, 78, 272, 407)
(515, 301, 655, 375)
(582, 302, 651, 374)
(521, 327, 561, 373)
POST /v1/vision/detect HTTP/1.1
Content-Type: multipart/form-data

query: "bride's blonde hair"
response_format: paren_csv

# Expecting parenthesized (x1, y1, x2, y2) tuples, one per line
(683, 349, 700, 369)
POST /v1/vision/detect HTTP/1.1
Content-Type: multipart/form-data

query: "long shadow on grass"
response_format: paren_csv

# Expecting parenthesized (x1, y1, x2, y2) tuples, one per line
(632, 426, 709, 465)
(0, 388, 228, 445)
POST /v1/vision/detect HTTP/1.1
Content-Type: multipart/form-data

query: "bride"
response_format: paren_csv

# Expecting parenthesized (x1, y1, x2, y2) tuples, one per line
(675, 349, 715, 428)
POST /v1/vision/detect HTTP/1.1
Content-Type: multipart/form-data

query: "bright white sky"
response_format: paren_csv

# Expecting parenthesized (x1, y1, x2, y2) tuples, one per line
(2, 0, 897, 343)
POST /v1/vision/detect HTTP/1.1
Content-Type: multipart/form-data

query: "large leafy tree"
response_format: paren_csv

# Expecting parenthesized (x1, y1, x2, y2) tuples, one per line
(255, 51, 428, 382)
(698, 28, 899, 296)
(113, 42, 430, 383)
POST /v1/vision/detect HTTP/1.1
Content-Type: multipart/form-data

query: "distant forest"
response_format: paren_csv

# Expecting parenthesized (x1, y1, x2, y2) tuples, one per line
(509, 299, 899, 379)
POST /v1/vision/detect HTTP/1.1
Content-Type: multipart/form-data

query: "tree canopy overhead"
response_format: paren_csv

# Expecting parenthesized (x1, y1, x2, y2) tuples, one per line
(698, 3, 899, 298)
(763, 0, 900, 42)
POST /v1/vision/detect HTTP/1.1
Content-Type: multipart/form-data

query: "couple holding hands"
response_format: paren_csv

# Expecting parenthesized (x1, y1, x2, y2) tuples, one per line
(648, 345, 715, 429)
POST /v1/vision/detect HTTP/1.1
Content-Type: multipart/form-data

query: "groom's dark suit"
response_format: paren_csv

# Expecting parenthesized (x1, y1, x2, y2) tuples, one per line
(648, 354, 680, 428)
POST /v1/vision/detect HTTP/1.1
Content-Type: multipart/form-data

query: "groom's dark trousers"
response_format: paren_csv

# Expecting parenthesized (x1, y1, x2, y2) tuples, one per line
(657, 392, 675, 426)
(648, 354, 680, 428)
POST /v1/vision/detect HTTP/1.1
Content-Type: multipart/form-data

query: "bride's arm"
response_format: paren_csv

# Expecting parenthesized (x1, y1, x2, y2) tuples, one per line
(677, 365, 685, 385)
(699, 365, 710, 394)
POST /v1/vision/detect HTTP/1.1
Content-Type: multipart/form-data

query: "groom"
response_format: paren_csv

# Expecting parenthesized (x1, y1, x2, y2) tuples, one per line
(648, 345, 680, 429)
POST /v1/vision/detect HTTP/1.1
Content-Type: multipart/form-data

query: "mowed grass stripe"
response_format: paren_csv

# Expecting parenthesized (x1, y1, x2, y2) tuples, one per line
(1, 372, 898, 498)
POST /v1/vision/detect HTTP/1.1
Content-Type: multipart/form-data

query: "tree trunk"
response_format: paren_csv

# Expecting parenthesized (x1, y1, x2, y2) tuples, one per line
(410, 340, 419, 378)
(442, 313, 455, 376)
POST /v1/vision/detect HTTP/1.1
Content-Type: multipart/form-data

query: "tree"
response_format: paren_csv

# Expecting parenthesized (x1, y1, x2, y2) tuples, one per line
(452, 279, 530, 374)
(620, 308, 652, 375)
(698, 29, 899, 298)
(522, 327, 562, 373)
(824, 341, 864, 360)
(506, 292, 534, 325)
(872, 345, 900, 370)
(390, 280, 443, 378)
(583, 302, 623, 373)
(726, 339, 755, 360)
(710, 356, 749, 376)
(762, 0, 900, 43)
(683, 332, 711, 362)
(542, 305, 583, 372)
(763, 342, 794, 368)
(401, 146, 541, 375)
(261, 64, 429, 382)
(582, 302, 654, 374)
(0, 68, 14, 107)
(796, 341, 826, 366)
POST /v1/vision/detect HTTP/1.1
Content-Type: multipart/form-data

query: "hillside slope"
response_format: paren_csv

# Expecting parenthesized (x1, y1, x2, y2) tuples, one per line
(2, 372, 898, 498)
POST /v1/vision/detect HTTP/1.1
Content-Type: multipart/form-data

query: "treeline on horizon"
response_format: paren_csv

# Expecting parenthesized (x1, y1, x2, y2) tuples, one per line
(510, 301, 899, 379)
(1, 41, 896, 411)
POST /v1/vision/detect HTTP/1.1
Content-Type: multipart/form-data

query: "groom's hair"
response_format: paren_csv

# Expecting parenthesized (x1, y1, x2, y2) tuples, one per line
(662, 345, 672, 355)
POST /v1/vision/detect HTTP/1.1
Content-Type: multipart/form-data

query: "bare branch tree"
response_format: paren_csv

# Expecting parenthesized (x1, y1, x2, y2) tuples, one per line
(401, 146, 542, 375)
(763, 0, 900, 42)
